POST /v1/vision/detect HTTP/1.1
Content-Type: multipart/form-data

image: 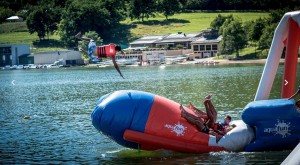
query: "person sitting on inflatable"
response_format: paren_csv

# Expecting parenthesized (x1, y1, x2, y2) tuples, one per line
(289, 86, 300, 108)
(180, 95, 235, 141)
(75, 32, 124, 78)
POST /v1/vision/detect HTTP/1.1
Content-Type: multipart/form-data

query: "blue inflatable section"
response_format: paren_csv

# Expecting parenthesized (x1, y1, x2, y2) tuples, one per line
(242, 99, 300, 151)
(91, 90, 155, 149)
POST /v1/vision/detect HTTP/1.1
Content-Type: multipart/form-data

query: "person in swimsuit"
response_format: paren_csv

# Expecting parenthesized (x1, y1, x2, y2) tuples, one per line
(180, 95, 234, 139)
(75, 32, 124, 78)
(180, 94, 217, 133)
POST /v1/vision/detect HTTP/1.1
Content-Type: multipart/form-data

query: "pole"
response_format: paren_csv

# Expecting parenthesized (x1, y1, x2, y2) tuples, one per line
(281, 18, 300, 98)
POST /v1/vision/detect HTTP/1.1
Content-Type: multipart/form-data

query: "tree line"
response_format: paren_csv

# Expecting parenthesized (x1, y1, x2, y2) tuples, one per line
(210, 9, 288, 57)
(0, 0, 299, 50)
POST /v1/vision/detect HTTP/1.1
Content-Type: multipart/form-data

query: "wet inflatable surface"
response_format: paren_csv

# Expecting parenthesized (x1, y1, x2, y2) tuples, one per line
(91, 90, 225, 152)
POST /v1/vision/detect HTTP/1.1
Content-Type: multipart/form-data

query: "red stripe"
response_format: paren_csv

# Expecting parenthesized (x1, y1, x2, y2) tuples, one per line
(123, 129, 225, 153)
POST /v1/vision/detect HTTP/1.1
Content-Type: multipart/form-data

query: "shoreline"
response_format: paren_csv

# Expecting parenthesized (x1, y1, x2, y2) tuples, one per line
(83, 58, 300, 68)
(193, 58, 300, 65)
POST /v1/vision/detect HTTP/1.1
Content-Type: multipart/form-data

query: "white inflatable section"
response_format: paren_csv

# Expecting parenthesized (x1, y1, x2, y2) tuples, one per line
(217, 120, 255, 152)
(255, 11, 300, 101)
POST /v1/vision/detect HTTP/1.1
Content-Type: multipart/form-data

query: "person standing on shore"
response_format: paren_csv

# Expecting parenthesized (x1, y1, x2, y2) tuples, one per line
(75, 32, 125, 79)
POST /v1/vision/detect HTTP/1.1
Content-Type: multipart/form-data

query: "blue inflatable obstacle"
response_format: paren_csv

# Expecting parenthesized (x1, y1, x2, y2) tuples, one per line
(242, 99, 300, 151)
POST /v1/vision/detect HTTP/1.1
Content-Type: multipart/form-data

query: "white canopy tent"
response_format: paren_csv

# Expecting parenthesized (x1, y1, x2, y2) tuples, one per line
(6, 16, 23, 22)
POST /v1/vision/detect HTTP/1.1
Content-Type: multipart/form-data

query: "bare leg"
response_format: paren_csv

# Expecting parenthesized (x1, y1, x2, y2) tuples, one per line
(181, 104, 199, 121)
(75, 32, 91, 43)
(189, 101, 207, 117)
(180, 105, 206, 132)
(204, 99, 217, 128)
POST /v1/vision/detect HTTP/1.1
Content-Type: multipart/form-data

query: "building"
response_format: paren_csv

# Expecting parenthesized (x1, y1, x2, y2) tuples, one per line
(33, 50, 84, 66)
(154, 32, 200, 49)
(128, 29, 222, 60)
(129, 34, 168, 48)
(0, 44, 31, 67)
(190, 29, 222, 59)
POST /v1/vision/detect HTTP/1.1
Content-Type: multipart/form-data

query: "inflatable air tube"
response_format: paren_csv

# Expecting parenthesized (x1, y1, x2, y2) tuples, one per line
(242, 99, 300, 151)
(91, 90, 254, 153)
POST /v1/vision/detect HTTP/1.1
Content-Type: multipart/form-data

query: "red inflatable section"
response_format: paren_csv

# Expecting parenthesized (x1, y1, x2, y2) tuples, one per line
(123, 95, 225, 152)
(282, 18, 300, 98)
(124, 130, 225, 152)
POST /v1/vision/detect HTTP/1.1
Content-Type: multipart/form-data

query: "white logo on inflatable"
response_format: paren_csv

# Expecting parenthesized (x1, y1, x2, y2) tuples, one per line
(264, 120, 291, 138)
(165, 122, 187, 136)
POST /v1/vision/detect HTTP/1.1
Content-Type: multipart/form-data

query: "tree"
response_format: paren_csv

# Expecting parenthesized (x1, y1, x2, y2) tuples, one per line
(218, 15, 234, 35)
(220, 19, 248, 57)
(129, 0, 157, 21)
(258, 24, 276, 50)
(0, 7, 14, 23)
(26, 0, 61, 40)
(57, 0, 126, 47)
(210, 14, 227, 32)
(158, 0, 182, 20)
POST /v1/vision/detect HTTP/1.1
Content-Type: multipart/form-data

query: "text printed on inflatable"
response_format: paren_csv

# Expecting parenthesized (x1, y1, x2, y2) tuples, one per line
(264, 120, 291, 138)
(165, 122, 187, 136)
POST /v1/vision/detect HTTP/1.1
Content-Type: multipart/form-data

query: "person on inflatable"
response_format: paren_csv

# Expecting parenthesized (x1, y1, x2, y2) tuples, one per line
(289, 86, 300, 108)
(75, 32, 124, 78)
(180, 95, 234, 141)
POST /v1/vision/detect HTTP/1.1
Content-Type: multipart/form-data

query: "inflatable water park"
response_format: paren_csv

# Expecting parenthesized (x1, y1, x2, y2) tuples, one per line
(91, 11, 300, 155)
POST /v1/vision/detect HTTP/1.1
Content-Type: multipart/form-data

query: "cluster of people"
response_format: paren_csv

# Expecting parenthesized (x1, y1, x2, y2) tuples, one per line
(180, 94, 235, 142)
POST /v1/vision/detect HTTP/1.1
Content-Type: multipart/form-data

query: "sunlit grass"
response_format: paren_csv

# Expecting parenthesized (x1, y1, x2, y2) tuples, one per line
(122, 12, 268, 39)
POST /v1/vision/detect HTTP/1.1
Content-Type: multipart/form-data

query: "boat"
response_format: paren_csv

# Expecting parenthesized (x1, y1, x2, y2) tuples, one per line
(3, 65, 10, 70)
(16, 65, 24, 69)
(10, 65, 17, 70)
(28, 64, 37, 69)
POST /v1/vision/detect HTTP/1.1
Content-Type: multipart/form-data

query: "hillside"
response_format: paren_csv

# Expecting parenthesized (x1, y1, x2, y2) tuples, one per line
(123, 12, 268, 40)
(0, 11, 268, 53)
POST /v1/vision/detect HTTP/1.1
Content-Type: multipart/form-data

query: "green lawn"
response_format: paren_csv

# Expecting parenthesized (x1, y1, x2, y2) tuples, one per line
(0, 11, 269, 53)
(122, 12, 268, 40)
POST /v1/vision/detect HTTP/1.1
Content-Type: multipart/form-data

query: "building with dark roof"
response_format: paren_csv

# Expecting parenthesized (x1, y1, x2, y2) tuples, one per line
(154, 32, 201, 49)
(129, 34, 168, 48)
(191, 30, 222, 59)
(128, 29, 222, 59)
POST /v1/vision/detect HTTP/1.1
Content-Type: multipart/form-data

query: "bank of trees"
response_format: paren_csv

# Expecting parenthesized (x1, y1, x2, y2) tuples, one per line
(1, 0, 299, 50)
(210, 9, 288, 57)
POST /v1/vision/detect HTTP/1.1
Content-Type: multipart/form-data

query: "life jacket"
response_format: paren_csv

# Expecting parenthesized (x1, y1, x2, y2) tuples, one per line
(213, 123, 225, 135)
(97, 44, 116, 58)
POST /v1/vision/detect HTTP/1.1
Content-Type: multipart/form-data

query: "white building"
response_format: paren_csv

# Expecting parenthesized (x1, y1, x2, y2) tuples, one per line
(33, 50, 84, 66)
(0, 44, 30, 67)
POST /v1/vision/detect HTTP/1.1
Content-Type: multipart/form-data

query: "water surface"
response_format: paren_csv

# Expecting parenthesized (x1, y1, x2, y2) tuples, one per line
(1, 64, 299, 164)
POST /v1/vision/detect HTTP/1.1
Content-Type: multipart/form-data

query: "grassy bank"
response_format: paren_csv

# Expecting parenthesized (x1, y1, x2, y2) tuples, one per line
(0, 11, 268, 54)
(122, 12, 268, 40)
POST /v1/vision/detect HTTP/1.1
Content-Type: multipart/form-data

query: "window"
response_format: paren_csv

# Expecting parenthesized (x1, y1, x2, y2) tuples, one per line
(193, 45, 199, 51)
(206, 45, 211, 50)
(200, 45, 205, 51)
(212, 44, 218, 50)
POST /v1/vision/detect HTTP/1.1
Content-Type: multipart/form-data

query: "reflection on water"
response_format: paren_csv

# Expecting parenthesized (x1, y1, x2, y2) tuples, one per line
(0, 64, 299, 164)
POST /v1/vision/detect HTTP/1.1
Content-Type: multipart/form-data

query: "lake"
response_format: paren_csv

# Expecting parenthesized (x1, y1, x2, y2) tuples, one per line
(1, 63, 299, 164)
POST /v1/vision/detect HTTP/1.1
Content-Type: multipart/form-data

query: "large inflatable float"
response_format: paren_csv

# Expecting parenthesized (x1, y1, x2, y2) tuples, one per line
(91, 11, 300, 153)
